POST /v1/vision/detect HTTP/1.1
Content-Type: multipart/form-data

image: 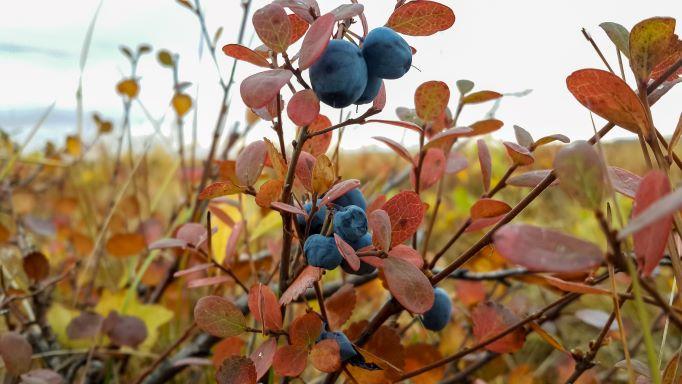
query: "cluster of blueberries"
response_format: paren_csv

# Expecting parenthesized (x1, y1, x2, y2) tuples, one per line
(309, 27, 412, 108)
(298, 188, 453, 332)
(297, 188, 376, 275)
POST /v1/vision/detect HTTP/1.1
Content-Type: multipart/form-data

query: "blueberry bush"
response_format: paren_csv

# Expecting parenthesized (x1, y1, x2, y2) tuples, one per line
(1, 1, 682, 384)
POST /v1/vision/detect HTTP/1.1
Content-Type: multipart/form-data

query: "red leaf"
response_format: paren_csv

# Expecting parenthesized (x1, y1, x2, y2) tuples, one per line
(240, 69, 293, 109)
(290, 312, 323, 347)
(289, 14, 309, 44)
(216, 356, 257, 384)
(224, 221, 244, 263)
(298, 13, 335, 70)
(236, 140, 267, 186)
(466, 214, 505, 233)
(321, 179, 361, 206)
(633, 171, 673, 276)
(472, 301, 526, 353)
(250, 338, 277, 380)
(248, 283, 283, 331)
(330, 4, 364, 21)
(279, 266, 323, 305)
(493, 224, 603, 273)
(287, 89, 320, 126)
(270, 202, 308, 217)
(302, 115, 333, 157)
(173, 262, 213, 278)
(388, 244, 423, 269)
(273, 344, 308, 377)
(310, 339, 341, 372)
(424, 126, 474, 150)
(373, 136, 414, 165)
(364, 119, 423, 133)
(387, 0, 455, 36)
(410, 148, 446, 190)
(212, 337, 245, 367)
(382, 191, 426, 247)
(470, 198, 512, 220)
(176, 222, 207, 246)
(477, 139, 491, 192)
(325, 284, 356, 330)
(373, 81, 387, 110)
(383, 256, 434, 314)
(194, 296, 246, 338)
(252, 3, 291, 53)
(414, 81, 450, 123)
(150, 238, 188, 250)
(566, 69, 649, 134)
(503, 141, 534, 166)
(187, 275, 234, 289)
(221, 44, 270, 67)
(445, 151, 468, 174)
(608, 166, 641, 199)
(295, 151, 316, 191)
(369, 209, 392, 251)
(334, 234, 360, 271)
(619, 187, 682, 239)
(0, 332, 33, 375)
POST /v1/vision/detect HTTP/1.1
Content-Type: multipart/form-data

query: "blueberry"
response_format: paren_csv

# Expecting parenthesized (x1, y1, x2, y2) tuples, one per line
(318, 331, 357, 361)
(334, 205, 368, 243)
(341, 233, 376, 275)
(331, 188, 367, 211)
(362, 27, 412, 80)
(355, 76, 382, 105)
(296, 202, 327, 235)
(310, 39, 368, 108)
(421, 287, 452, 331)
(304, 234, 343, 270)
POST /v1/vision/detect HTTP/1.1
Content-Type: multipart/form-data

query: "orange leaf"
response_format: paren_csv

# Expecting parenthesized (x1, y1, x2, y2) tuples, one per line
(566, 68, 649, 135)
(289, 13, 309, 44)
(290, 312, 323, 348)
(470, 198, 512, 220)
(273, 344, 308, 377)
(472, 301, 526, 353)
(248, 283, 283, 331)
(461, 90, 501, 105)
(216, 356, 256, 384)
(325, 284, 356, 330)
(387, 1, 455, 36)
(198, 181, 243, 200)
(255, 179, 284, 208)
(310, 339, 341, 373)
(414, 81, 450, 122)
(302, 115, 333, 157)
(105, 233, 146, 257)
(221, 44, 270, 67)
(382, 191, 426, 247)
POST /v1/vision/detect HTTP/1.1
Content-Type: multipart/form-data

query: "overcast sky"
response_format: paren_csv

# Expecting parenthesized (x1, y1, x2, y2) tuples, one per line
(1, 0, 680, 153)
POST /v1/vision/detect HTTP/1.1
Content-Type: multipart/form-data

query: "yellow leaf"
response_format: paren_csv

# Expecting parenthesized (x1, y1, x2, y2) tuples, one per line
(210, 203, 241, 265)
(157, 50, 174, 67)
(47, 303, 90, 349)
(172, 93, 192, 117)
(116, 78, 139, 99)
(65, 135, 82, 156)
(95, 291, 173, 350)
(312, 155, 335, 194)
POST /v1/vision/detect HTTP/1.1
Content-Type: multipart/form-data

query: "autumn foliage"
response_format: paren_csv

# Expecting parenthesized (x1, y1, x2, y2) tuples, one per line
(1, 2, 682, 384)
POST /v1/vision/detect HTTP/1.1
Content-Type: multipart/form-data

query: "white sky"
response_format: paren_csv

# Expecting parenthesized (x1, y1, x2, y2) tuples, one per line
(0, 0, 680, 153)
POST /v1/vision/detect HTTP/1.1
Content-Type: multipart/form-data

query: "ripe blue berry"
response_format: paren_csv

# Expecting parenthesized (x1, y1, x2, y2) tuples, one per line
(334, 205, 368, 243)
(310, 40, 368, 108)
(362, 27, 412, 80)
(421, 287, 452, 331)
(355, 76, 382, 105)
(331, 188, 367, 211)
(304, 234, 343, 270)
